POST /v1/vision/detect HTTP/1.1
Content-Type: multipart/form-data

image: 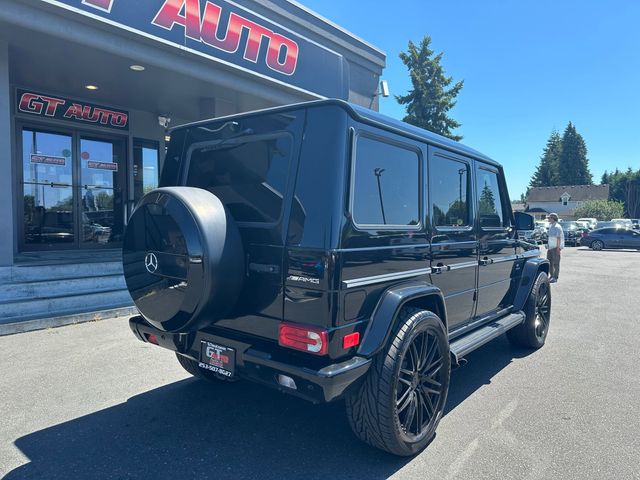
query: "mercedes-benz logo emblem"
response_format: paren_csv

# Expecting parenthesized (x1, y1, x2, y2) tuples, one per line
(144, 252, 159, 274)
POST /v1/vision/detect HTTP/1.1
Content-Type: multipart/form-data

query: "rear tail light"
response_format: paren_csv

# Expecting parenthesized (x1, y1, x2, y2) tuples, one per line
(146, 334, 159, 345)
(278, 323, 328, 355)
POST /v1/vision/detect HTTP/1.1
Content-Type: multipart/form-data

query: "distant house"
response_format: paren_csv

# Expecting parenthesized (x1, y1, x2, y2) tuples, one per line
(511, 202, 527, 214)
(526, 185, 610, 220)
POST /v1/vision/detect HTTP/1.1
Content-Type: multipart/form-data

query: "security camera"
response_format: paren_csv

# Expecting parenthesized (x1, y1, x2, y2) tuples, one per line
(158, 115, 171, 128)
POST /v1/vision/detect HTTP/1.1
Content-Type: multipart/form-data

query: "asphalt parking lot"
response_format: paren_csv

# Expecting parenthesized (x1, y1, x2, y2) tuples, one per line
(1, 246, 639, 480)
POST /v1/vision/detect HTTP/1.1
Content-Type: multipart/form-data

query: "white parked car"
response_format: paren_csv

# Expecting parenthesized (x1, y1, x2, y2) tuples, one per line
(577, 217, 597, 229)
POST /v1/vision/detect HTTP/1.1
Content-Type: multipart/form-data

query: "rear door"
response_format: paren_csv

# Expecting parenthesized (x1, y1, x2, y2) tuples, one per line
(474, 163, 518, 318)
(181, 111, 306, 341)
(428, 148, 478, 330)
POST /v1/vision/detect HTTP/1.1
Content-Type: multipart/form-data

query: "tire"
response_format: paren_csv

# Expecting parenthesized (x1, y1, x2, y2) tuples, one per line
(345, 308, 451, 456)
(507, 272, 551, 349)
(122, 187, 244, 333)
(591, 240, 604, 251)
(175, 353, 238, 382)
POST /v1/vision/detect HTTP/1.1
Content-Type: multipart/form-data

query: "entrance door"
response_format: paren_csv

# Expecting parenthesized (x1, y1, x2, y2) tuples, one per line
(79, 136, 126, 247)
(20, 126, 127, 250)
(21, 129, 76, 247)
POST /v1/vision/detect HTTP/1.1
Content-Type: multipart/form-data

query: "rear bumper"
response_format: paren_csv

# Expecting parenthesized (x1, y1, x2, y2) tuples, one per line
(129, 316, 371, 403)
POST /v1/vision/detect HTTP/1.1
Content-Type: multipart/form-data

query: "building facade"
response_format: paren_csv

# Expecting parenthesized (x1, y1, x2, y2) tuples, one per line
(526, 185, 610, 220)
(0, 0, 385, 330)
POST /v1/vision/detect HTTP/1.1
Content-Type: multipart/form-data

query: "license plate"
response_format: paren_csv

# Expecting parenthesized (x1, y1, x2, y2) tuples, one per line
(199, 340, 235, 378)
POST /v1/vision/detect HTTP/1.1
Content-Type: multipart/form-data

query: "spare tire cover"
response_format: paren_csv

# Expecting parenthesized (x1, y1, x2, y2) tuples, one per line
(123, 187, 244, 332)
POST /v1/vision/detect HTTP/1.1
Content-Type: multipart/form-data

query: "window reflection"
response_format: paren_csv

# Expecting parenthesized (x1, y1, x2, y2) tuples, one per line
(352, 137, 420, 227)
(22, 130, 75, 245)
(431, 156, 470, 227)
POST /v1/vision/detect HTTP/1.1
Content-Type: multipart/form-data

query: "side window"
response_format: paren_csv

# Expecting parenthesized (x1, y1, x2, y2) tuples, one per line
(430, 155, 471, 227)
(351, 136, 420, 227)
(476, 167, 506, 228)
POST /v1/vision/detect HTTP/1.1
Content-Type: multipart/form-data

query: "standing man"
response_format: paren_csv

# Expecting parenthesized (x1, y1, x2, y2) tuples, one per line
(547, 213, 564, 283)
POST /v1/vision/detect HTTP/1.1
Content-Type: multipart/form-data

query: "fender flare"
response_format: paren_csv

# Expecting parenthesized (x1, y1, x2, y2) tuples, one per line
(512, 257, 550, 311)
(357, 281, 446, 358)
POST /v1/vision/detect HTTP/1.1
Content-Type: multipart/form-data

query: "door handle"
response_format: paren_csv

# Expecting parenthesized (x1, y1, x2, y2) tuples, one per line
(432, 263, 451, 274)
(479, 257, 493, 266)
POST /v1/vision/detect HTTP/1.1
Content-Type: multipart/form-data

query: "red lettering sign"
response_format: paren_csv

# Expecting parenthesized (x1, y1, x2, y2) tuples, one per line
(152, 0, 299, 76)
(17, 89, 129, 130)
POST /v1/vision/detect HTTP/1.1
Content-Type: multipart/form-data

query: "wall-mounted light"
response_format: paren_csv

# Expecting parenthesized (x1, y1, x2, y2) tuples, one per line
(379, 80, 389, 98)
(85, 85, 99, 90)
(130, 65, 145, 71)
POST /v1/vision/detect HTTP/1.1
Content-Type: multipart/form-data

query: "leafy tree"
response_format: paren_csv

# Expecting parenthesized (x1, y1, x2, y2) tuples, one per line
(95, 191, 114, 210)
(574, 199, 624, 220)
(557, 122, 592, 185)
(530, 130, 561, 187)
(396, 36, 464, 141)
(51, 196, 73, 212)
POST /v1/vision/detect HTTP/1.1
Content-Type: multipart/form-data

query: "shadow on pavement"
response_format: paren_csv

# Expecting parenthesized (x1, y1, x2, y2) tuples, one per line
(5, 336, 533, 480)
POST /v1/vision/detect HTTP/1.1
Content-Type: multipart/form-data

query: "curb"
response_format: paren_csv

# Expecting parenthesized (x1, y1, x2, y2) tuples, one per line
(0, 306, 139, 336)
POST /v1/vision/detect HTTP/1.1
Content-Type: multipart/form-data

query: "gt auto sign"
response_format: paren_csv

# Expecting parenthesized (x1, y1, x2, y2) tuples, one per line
(43, 0, 348, 99)
(16, 89, 129, 130)
(152, 0, 298, 76)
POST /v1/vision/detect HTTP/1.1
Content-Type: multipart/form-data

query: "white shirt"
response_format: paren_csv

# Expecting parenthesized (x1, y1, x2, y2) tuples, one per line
(548, 223, 564, 249)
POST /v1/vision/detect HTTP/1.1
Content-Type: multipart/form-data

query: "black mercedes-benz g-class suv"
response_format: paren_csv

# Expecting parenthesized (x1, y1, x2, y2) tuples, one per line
(123, 100, 550, 456)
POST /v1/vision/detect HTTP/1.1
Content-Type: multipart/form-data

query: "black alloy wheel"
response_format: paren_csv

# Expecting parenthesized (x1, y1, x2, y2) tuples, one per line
(591, 240, 604, 251)
(346, 308, 450, 456)
(507, 271, 551, 349)
(396, 330, 446, 441)
(533, 281, 550, 343)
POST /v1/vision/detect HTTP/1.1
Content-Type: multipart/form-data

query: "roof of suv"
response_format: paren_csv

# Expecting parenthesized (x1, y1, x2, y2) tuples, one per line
(174, 99, 499, 167)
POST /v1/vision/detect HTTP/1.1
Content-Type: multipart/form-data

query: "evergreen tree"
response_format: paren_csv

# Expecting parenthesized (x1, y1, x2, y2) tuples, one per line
(479, 184, 497, 214)
(396, 36, 464, 141)
(557, 122, 593, 185)
(530, 130, 561, 187)
(601, 171, 609, 185)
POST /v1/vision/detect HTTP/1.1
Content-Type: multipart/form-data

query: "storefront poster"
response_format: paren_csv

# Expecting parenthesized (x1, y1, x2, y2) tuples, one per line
(17, 89, 129, 130)
(41, 0, 349, 99)
(88, 160, 118, 171)
(30, 154, 67, 166)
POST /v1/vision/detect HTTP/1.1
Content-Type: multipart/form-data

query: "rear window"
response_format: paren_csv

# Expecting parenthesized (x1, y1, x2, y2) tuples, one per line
(184, 133, 292, 224)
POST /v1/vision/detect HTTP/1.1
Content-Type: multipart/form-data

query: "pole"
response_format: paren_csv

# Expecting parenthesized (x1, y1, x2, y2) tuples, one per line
(374, 168, 386, 224)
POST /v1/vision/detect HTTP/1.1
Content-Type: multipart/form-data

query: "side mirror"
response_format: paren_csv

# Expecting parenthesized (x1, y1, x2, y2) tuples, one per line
(514, 212, 535, 231)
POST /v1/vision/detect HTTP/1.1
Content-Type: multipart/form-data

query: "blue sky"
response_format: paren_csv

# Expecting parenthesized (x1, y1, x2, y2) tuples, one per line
(301, 0, 640, 200)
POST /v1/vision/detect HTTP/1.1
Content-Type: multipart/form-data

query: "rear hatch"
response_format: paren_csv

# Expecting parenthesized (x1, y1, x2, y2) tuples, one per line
(173, 109, 306, 342)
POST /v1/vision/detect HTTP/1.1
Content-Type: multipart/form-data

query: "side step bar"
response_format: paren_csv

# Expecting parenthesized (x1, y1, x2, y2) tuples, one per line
(449, 311, 525, 364)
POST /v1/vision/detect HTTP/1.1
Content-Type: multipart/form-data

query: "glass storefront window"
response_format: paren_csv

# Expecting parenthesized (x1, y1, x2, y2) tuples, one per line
(133, 139, 159, 206)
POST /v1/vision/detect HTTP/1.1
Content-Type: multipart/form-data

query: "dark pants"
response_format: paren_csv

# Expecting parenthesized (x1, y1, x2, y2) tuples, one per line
(547, 248, 561, 279)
